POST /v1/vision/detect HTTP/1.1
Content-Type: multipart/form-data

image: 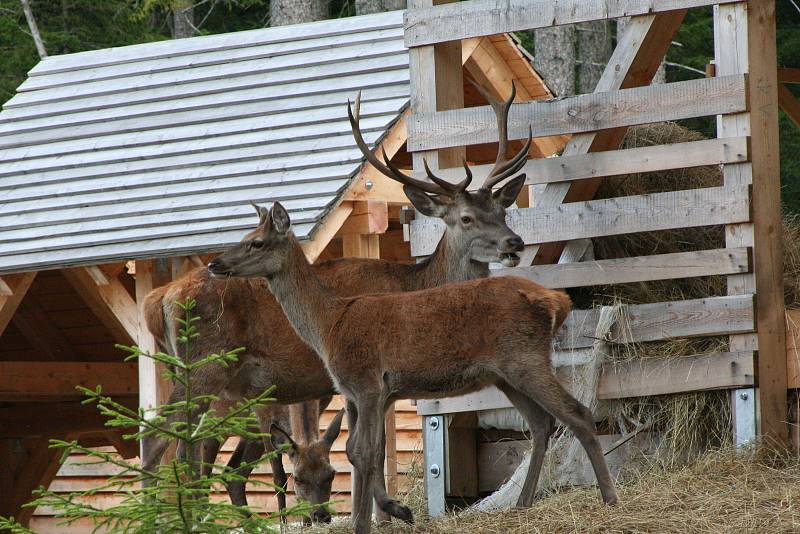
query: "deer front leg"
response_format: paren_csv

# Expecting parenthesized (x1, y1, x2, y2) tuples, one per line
(224, 438, 266, 508)
(346, 397, 383, 534)
(254, 409, 290, 519)
(372, 401, 413, 524)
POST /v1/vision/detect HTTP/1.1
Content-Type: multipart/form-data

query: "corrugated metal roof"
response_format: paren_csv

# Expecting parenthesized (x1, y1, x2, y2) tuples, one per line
(0, 11, 408, 274)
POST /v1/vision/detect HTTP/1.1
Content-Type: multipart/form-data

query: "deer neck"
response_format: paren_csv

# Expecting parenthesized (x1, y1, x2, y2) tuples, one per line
(415, 231, 490, 288)
(264, 236, 338, 359)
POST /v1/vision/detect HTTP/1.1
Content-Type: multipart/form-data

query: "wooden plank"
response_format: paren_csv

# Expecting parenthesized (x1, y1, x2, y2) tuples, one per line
(61, 267, 138, 344)
(338, 201, 389, 235)
(745, 0, 787, 443)
(135, 260, 172, 419)
(786, 309, 800, 389)
(407, 75, 748, 152)
(778, 68, 800, 84)
(410, 184, 752, 256)
(4, 439, 64, 526)
(404, 0, 738, 48)
(597, 351, 755, 399)
(0, 399, 138, 438)
(0, 362, 137, 401)
(420, 136, 749, 186)
(0, 272, 36, 337)
(496, 248, 751, 289)
(779, 83, 800, 129)
(11, 296, 77, 360)
(446, 412, 478, 498)
(303, 203, 354, 263)
(557, 294, 755, 350)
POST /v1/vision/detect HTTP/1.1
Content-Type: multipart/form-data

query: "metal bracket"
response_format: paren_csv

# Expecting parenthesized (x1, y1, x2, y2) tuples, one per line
(422, 415, 446, 517)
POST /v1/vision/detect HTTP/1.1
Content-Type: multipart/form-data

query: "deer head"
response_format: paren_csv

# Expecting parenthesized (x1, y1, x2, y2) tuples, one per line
(269, 409, 345, 524)
(348, 84, 529, 267)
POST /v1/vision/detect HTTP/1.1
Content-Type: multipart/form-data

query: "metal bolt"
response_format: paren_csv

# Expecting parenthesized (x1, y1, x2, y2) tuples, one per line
(428, 418, 440, 430)
(739, 392, 749, 400)
(365, 180, 374, 190)
(429, 464, 441, 478)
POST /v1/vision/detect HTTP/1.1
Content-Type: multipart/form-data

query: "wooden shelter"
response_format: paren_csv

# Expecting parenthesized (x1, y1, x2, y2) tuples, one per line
(403, 0, 800, 516)
(0, 10, 565, 529)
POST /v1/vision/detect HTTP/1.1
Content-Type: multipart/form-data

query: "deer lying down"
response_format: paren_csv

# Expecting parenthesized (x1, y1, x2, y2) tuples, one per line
(208, 202, 619, 534)
(141, 86, 529, 520)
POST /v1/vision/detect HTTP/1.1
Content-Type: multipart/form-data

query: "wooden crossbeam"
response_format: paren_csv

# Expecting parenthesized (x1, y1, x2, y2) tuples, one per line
(779, 68, 800, 84)
(498, 248, 751, 289)
(404, 0, 738, 48)
(338, 200, 389, 236)
(62, 266, 138, 344)
(0, 399, 137, 438)
(779, 83, 800, 129)
(416, 136, 749, 185)
(411, 184, 751, 256)
(0, 272, 36, 337)
(408, 74, 746, 152)
(12, 296, 77, 360)
(0, 361, 137, 402)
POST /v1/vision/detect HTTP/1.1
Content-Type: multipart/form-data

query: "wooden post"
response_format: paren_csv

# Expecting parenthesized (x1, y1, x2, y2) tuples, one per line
(135, 259, 173, 459)
(715, 1, 786, 445)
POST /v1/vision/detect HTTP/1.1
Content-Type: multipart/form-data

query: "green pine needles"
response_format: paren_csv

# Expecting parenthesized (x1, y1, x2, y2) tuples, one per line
(0, 298, 311, 533)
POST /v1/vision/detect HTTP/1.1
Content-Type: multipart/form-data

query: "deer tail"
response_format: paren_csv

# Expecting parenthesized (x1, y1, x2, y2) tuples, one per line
(521, 288, 572, 335)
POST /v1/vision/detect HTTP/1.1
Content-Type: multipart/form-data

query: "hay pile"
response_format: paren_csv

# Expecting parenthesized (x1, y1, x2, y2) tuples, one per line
(309, 448, 800, 534)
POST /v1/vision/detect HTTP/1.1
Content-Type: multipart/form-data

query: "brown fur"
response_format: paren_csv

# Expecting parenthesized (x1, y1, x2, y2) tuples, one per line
(208, 204, 619, 534)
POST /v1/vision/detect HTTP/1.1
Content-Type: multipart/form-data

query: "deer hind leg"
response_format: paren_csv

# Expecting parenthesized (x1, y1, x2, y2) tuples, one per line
(502, 368, 618, 505)
(224, 438, 266, 508)
(372, 400, 413, 524)
(252, 410, 290, 518)
(496, 381, 555, 507)
(346, 396, 385, 534)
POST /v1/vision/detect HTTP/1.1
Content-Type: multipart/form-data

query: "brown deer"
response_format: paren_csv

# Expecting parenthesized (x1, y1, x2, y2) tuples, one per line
(142, 85, 529, 519)
(208, 202, 619, 534)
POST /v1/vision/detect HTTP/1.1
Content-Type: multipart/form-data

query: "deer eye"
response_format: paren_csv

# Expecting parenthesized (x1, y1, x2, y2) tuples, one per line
(460, 215, 473, 225)
(250, 239, 264, 249)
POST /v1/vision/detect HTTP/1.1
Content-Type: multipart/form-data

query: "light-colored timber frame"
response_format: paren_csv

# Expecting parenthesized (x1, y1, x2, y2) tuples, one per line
(0, 32, 567, 526)
(404, 0, 789, 515)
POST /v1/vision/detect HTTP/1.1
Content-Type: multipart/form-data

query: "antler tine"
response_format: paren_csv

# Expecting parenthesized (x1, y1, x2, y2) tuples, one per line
(468, 79, 530, 189)
(347, 92, 447, 196)
(482, 126, 532, 189)
(421, 158, 471, 194)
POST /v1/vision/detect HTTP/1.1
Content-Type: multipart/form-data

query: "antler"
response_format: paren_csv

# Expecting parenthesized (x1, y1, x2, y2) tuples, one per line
(348, 92, 471, 196)
(469, 80, 532, 190)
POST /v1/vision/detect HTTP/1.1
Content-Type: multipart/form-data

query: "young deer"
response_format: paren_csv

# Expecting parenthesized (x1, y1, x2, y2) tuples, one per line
(143, 87, 529, 518)
(208, 202, 619, 534)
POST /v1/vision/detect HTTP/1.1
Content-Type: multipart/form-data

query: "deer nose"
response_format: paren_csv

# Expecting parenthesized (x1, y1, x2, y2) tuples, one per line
(207, 259, 221, 271)
(504, 236, 524, 251)
(311, 508, 332, 523)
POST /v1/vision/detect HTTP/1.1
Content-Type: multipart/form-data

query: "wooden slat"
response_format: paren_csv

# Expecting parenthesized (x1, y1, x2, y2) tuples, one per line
(597, 351, 755, 399)
(497, 248, 751, 289)
(417, 350, 755, 415)
(410, 184, 751, 257)
(779, 83, 800, 129)
(778, 68, 800, 84)
(404, 0, 739, 48)
(420, 136, 749, 186)
(557, 294, 755, 350)
(0, 362, 137, 401)
(0, 272, 36, 337)
(407, 75, 748, 152)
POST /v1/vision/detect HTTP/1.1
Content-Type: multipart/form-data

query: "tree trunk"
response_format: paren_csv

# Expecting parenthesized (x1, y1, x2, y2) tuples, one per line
(355, 0, 406, 15)
(172, 0, 195, 39)
(576, 20, 613, 93)
(19, 0, 47, 58)
(534, 25, 576, 97)
(270, 0, 327, 26)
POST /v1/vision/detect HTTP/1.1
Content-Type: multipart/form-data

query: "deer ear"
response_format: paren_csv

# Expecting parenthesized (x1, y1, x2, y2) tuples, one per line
(270, 424, 298, 458)
(270, 202, 291, 234)
(492, 174, 526, 208)
(403, 185, 448, 218)
(322, 409, 345, 449)
(251, 202, 269, 225)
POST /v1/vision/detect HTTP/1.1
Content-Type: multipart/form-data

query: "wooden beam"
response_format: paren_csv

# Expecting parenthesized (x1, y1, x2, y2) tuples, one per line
(302, 203, 354, 264)
(497, 248, 751, 289)
(135, 260, 172, 418)
(0, 361, 137, 402)
(0, 272, 36, 337)
(408, 75, 747, 152)
(12, 296, 77, 360)
(779, 83, 800, 129)
(418, 136, 749, 185)
(0, 438, 64, 526)
(417, 351, 756, 415)
(778, 68, 800, 84)
(404, 0, 738, 47)
(411, 184, 752, 256)
(0, 399, 137, 438)
(745, 0, 787, 443)
(338, 200, 389, 236)
(557, 294, 755, 351)
(62, 266, 138, 345)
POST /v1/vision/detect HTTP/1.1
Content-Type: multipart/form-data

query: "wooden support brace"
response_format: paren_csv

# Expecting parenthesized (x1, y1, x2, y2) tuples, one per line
(338, 200, 389, 236)
(0, 272, 37, 338)
(779, 83, 800, 129)
(0, 438, 64, 526)
(12, 296, 77, 360)
(0, 361, 137, 402)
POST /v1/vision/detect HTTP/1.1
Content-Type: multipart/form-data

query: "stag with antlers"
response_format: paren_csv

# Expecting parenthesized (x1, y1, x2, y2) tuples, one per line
(142, 85, 530, 521)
